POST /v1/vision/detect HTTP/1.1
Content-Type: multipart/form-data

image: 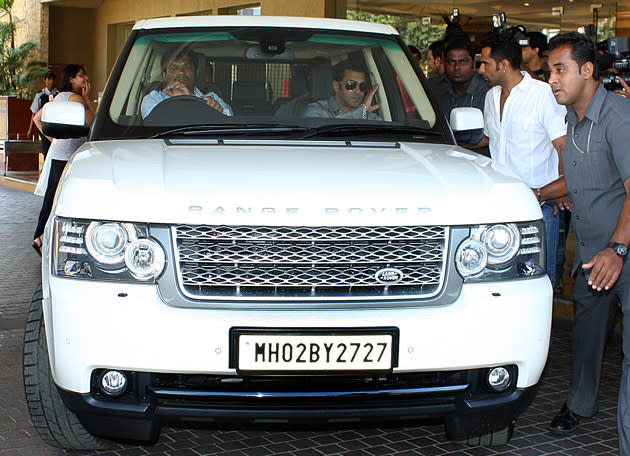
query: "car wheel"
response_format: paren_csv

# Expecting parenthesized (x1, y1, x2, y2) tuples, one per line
(23, 284, 110, 450)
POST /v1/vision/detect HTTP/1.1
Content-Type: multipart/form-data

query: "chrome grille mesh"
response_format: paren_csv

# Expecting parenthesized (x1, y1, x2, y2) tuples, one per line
(173, 225, 448, 300)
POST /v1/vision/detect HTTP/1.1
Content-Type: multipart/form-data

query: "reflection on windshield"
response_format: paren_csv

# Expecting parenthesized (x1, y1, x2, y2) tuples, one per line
(107, 27, 439, 138)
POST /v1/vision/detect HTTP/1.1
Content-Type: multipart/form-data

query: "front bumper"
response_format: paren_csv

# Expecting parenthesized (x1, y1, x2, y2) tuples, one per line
(44, 274, 551, 440)
(58, 371, 539, 441)
(44, 275, 552, 393)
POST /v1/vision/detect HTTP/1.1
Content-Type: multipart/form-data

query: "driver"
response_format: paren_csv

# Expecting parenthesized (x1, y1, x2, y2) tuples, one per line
(305, 60, 381, 120)
(141, 47, 232, 119)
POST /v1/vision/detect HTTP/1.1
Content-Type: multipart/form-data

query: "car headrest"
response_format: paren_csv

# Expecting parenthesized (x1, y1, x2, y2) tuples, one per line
(232, 80, 267, 101)
(289, 65, 308, 98)
(310, 65, 333, 101)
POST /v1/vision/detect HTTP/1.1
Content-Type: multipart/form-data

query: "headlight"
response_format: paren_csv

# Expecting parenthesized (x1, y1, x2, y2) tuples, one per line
(480, 224, 520, 266)
(85, 222, 136, 266)
(456, 220, 545, 281)
(455, 239, 487, 276)
(53, 218, 166, 282)
(125, 239, 166, 280)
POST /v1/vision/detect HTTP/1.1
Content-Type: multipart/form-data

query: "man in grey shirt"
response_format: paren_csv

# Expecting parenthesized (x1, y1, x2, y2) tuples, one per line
(305, 60, 381, 120)
(539, 32, 630, 454)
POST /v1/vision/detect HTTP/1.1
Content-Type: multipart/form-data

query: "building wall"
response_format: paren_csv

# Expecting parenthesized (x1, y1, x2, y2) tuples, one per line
(49, 7, 95, 77)
(618, 11, 630, 37)
(12, 0, 48, 63)
(11, 0, 630, 96)
(92, 0, 222, 93)
(43, 0, 344, 94)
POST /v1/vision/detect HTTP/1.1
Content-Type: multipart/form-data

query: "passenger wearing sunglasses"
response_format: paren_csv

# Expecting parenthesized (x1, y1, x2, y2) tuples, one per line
(305, 60, 381, 120)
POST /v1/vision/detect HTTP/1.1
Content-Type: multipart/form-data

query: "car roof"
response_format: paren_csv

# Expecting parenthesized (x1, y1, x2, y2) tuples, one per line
(133, 15, 399, 36)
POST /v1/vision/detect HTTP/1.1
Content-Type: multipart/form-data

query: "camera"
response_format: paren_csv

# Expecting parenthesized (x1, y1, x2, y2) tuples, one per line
(602, 37, 630, 91)
(506, 25, 530, 46)
(492, 12, 506, 30)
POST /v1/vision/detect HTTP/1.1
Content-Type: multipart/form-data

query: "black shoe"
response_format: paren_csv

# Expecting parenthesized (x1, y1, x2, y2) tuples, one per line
(31, 240, 42, 257)
(549, 404, 581, 435)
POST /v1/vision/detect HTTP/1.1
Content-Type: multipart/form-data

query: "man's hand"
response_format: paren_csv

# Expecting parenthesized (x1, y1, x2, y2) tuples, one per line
(202, 96, 225, 114)
(363, 84, 380, 113)
(615, 76, 630, 100)
(583, 248, 624, 291)
(553, 196, 572, 215)
(163, 80, 192, 97)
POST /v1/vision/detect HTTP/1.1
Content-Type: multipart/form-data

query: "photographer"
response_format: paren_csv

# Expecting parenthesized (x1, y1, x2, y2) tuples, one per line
(599, 37, 630, 98)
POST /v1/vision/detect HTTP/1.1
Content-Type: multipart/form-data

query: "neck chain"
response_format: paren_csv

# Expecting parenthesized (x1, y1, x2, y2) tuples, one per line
(570, 120, 593, 154)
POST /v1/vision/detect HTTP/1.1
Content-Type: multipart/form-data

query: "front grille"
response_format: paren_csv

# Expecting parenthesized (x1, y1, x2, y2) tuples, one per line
(146, 371, 469, 410)
(173, 225, 448, 300)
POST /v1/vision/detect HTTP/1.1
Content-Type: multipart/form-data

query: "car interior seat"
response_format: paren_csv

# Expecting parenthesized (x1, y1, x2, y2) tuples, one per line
(274, 64, 333, 118)
(231, 80, 272, 115)
(272, 65, 309, 111)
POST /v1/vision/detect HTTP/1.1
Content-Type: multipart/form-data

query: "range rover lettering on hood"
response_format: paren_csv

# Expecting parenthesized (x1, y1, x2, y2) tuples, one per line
(188, 206, 432, 216)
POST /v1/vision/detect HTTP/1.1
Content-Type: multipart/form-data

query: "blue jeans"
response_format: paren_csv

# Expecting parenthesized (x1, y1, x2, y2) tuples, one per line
(541, 201, 559, 287)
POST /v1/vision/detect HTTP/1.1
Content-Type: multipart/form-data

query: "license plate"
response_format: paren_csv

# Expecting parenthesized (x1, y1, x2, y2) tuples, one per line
(237, 333, 394, 372)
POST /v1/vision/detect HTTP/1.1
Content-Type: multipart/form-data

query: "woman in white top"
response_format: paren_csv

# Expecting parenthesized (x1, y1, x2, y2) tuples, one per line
(32, 64, 95, 255)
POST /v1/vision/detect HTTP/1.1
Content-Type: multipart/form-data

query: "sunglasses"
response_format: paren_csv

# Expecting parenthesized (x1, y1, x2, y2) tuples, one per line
(343, 80, 368, 92)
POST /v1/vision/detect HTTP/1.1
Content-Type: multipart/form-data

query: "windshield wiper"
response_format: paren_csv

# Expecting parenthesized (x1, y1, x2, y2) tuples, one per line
(150, 124, 309, 139)
(300, 124, 443, 140)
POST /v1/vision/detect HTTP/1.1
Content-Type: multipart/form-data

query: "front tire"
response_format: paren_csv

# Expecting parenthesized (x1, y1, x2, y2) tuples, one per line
(22, 285, 110, 450)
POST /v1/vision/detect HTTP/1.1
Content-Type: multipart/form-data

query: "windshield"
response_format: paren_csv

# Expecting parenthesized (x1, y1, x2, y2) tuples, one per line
(98, 26, 448, 141)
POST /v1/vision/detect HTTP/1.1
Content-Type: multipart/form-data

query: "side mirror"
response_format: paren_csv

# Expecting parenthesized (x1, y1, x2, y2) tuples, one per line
(41, 101, 89, 139)
(450, 107, 484, 131)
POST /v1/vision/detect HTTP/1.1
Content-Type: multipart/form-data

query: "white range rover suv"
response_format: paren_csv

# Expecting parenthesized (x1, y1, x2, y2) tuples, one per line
(23, 15, 552, 450)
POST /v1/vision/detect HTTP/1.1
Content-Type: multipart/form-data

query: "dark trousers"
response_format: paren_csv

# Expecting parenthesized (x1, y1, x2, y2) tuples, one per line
(555, 209, 571, 284)
(567, 266, 630, 455)
(41, 136, 51, 158)
(33, 159, 67, 239)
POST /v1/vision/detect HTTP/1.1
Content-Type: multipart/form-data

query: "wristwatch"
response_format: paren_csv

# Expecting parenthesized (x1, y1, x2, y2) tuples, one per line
(607, 242, 628, 258)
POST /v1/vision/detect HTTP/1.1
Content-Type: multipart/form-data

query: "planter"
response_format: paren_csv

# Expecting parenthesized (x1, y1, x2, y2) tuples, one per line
(0, 95, 40, 171)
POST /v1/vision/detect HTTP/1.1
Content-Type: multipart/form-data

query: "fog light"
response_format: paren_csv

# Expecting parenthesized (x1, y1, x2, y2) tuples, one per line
(100, 370, 127, 396)
(487, 367, 511, 392)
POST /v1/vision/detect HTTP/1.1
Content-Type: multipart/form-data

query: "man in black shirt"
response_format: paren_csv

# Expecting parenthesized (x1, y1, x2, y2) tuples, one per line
(428, 37, 489, 155)
(522, 31, 550, 80)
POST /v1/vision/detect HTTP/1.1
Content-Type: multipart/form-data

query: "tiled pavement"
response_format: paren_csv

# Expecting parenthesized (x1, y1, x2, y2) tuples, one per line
(0, 183, 623, 456)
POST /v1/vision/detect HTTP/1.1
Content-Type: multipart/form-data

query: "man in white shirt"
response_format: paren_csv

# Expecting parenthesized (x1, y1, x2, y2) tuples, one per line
(27, 70, 59, 157)
(475, 32, 567, 287)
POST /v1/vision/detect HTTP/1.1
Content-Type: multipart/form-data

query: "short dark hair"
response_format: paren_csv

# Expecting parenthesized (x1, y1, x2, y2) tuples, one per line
(526, 32, 548, 57)
(407, 45, 420, 56)
(481, 32, 522, 70)
(43, 70, 55, 80)
(61, 64, 85, 92)
(443, 37, 475, 60)
(332, 59, 365, 81)
(161, 46, 198, 73)
(548, 31, 598, 80)
(429, 40, 445, 59)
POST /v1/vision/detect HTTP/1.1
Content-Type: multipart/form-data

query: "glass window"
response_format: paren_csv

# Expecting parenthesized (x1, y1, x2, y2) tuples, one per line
(104, 26, 444, 141)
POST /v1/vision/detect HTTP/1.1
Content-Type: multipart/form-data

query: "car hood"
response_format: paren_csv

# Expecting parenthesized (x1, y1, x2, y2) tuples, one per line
(55, 139, 541, 225)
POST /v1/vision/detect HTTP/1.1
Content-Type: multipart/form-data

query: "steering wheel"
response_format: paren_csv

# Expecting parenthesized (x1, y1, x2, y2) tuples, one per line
(144, 95, 224, 126)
